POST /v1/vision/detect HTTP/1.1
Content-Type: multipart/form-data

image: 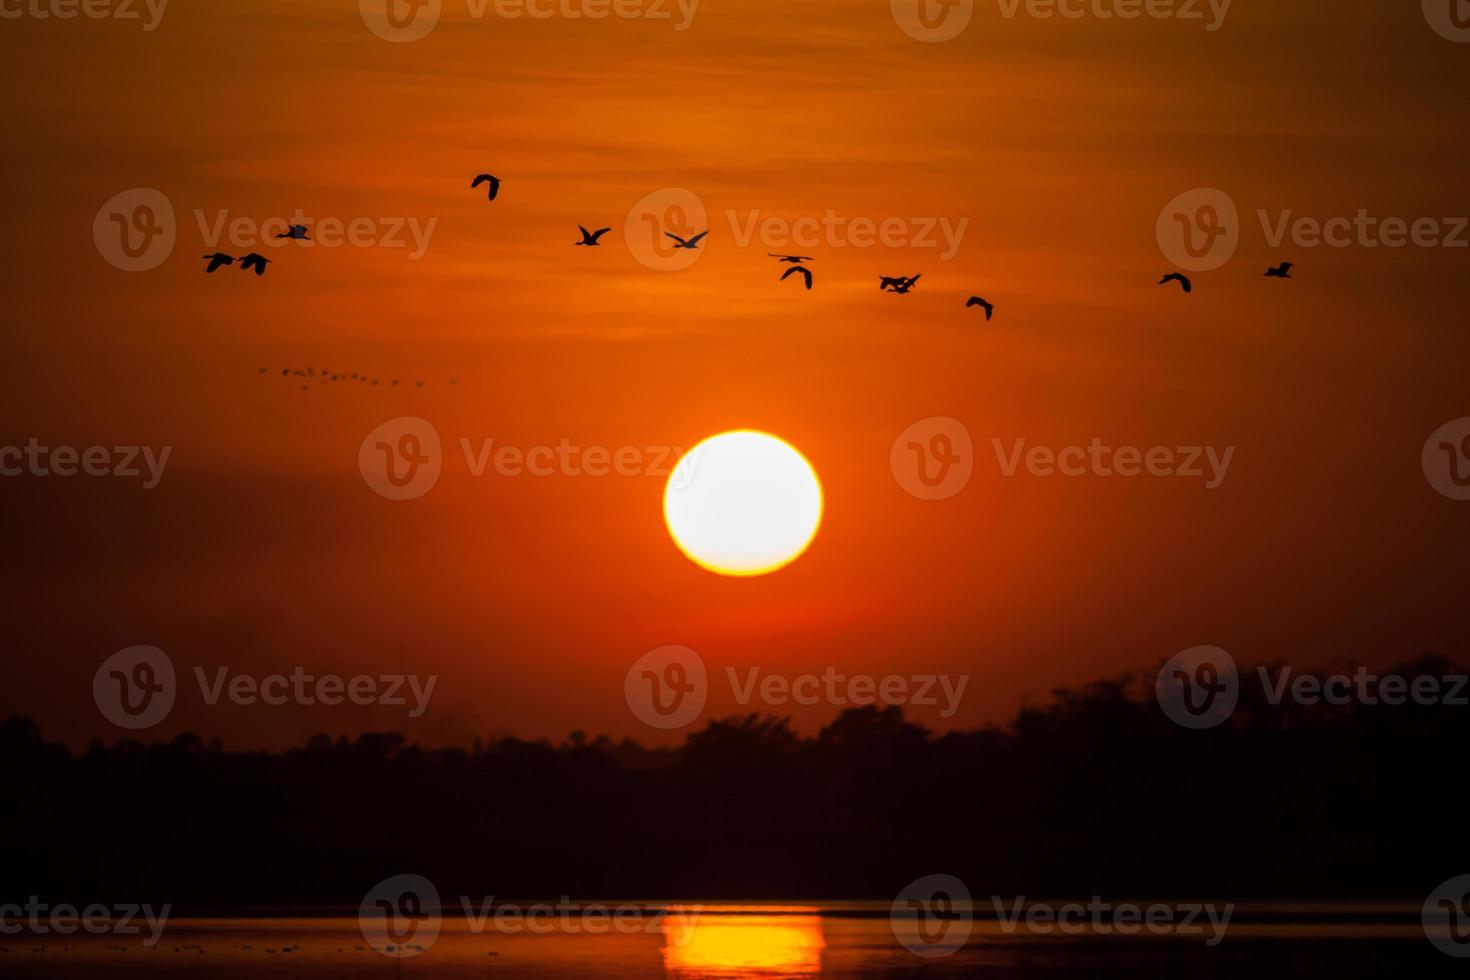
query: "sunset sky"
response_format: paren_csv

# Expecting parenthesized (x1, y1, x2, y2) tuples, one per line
(3, 0, 1469, 749)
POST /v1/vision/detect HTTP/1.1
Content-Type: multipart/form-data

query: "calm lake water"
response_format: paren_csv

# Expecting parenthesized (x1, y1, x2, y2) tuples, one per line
(0, 903, 1446, 978)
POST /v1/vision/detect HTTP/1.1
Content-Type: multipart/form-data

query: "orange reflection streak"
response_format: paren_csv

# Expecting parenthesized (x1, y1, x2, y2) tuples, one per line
(663, 913, 825, 978)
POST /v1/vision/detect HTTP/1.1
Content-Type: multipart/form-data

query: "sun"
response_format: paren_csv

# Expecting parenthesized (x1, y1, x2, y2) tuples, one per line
(664, 430, 823, 576)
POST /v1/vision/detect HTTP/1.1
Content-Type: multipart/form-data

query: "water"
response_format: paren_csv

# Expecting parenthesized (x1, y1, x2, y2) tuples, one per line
(0, 903, 1445, 978)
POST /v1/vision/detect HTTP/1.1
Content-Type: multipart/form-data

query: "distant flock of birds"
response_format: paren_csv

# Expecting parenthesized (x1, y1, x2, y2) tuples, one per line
(257, 365, 457, 393)
(217, 171, 1297, 325)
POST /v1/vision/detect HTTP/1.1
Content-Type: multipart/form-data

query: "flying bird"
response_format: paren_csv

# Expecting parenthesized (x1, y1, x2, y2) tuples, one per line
(471, 174, 501, 200)
(769, 253, 814, 264)
(966, 296, 994, 320)
(781, 265, 813, 290)
(1265, 262, 1294, 279)
(240, 253, 272, 276)
(202, 253, 234, 273)
(1159, 272, 1192, 293)
(664, 230, 708, 249)
(575, 225, 611, 246)
(275, 225, 310, 240)
(883, 275, 921, 294)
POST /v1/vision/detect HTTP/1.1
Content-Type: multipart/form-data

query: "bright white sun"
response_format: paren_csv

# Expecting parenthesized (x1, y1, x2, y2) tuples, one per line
(664, 430, 823, 576)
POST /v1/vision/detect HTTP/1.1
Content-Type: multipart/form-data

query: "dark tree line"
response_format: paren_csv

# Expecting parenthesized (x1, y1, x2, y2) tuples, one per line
(2, 656, 1463, 908)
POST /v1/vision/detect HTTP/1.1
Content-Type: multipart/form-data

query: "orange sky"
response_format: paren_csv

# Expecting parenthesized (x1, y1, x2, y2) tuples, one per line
(3, 0, 1469, 748)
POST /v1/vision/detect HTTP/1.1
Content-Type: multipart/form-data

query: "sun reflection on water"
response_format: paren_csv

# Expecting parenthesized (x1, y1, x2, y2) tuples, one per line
(663, 911, 825, 979)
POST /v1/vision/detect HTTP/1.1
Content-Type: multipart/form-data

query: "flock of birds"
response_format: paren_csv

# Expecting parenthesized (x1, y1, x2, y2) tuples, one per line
(221, 173, 1296, 338)
(257, 365, 456, 393)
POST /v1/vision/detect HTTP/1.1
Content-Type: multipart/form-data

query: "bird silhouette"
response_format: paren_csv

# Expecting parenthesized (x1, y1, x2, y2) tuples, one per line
(664, 230, 708, 249)
(275, 224, 310, 240)
(966, 296, 994, 320)
(240, 253, 272, 276)
(471, 174, 501, 200)
(1159, 272, 1192, 293)
(575, 225, 611, 246)
(202, 253, 234, 273)
(884, 275, 921, 294)
(781, 265, 813, 290)
(1265, 262, 1294, 278)
(769, 253, 814, 263)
